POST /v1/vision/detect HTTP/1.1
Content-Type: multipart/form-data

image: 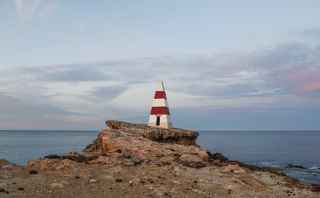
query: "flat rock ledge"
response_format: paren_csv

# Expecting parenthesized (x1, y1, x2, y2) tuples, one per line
(106, 120, 199, 145)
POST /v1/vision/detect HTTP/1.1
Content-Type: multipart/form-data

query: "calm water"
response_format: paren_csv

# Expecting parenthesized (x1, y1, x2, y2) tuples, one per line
(0, 130, 319, 184)
(198, 131, 320, 185)
(0, 130, 99, 165)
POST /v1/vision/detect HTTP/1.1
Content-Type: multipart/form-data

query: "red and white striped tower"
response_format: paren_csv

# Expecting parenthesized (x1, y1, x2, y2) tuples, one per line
(148, 81, 172, 128)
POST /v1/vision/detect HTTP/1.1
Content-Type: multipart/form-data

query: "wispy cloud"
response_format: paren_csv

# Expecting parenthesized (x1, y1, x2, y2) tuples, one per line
(1, 30, 320, 129)
(303, 27, 320, 40)
(13, 0, 57, 23)
(14, 0, 41, 21)
(303, 81, 320, 92)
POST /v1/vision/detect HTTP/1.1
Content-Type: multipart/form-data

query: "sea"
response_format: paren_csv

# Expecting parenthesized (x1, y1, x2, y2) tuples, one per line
(0, 130, 319, 185)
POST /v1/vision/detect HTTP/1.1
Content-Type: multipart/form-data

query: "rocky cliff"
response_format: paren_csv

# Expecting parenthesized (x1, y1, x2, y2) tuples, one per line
(0, 120, 319, 198)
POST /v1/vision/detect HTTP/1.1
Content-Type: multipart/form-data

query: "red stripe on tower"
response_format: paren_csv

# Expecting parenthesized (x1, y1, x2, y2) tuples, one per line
(150, 107, 170, 115)
(154, 91, 167, 99)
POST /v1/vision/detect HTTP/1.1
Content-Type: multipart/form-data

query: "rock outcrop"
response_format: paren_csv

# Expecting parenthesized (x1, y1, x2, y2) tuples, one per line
(83, 120, 210, 168)
(0, 160, 11, 167)
(106, 120, 198, 145)
(1, 120, 320, 198)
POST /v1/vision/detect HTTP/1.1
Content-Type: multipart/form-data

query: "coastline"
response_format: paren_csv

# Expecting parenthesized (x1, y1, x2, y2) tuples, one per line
(0, 120, 319, 198)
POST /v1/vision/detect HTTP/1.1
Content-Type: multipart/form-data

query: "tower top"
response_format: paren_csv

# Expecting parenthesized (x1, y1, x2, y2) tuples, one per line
(156, 81, 165, 91)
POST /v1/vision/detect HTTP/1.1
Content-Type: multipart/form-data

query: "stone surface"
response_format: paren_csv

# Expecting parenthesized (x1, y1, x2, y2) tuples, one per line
(178, 154, 207, 168)
(0, 183, 7, 189)
(106, 120, 198, 145)
(222, 163, 246, 174)
(209, 152, 228, 162)
(0, 159, 11, 167)
(83, 123, 210, 169)
(89, 179, 97, 184)
(44, 152, 98, 163)
(50, 183, 64, 189)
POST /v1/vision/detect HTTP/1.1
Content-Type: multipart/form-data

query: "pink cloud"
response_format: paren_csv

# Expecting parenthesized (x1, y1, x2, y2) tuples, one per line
(287, 67, 320, 94)
(303, 81, 320, 92)
(288, 68, 318, 82)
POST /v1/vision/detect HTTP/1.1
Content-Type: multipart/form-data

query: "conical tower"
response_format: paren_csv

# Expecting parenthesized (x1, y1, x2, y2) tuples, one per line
(148, 81, 172, 128)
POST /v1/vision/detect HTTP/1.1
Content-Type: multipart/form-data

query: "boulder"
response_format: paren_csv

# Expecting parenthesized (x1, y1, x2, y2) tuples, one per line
(50, 183, 64, 189)
(311, 184, 320, 192)
(209, 152, 228, 162)
(178, 154, 207, 168)
(0, 159, 11, 167)
(286, 164, 306, 169)
(222, 163, 246, 174)
(44, 152, 98, 163)
(0, 187, 9, 194)
(0, 183, 7, 189)
(0, 159, 20, 170)
(27, 159, 77, 172)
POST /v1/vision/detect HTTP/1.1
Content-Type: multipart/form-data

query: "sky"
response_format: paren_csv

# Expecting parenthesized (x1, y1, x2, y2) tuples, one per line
(0, 0, 320, 130)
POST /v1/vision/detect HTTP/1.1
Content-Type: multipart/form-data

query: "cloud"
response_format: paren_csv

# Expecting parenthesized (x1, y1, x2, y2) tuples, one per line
(14, 0, 41, 21)
(41, 67, 110, 82)
(1, 32, 320, 129)
(0, 93, 80, 129)
(7, 42, 320, 105)
(303, 81, 320, 92)
(303, 28, 320, 40)
(93, 85, 127, 99)
(13, 0, 57, 22)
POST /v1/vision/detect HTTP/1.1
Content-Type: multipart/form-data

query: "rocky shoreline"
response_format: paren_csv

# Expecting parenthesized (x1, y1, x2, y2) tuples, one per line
(0, 120, 319, 197)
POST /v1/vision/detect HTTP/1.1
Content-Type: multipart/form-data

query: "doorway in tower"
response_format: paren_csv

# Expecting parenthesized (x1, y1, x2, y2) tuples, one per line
(156, 116, 160, 126)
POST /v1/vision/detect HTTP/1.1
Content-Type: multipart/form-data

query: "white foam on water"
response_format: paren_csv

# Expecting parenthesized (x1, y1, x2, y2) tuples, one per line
(310, 166, 320, 170)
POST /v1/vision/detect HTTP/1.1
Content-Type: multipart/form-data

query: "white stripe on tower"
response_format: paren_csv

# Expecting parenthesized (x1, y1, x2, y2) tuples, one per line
(151, 98, 168, 107)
